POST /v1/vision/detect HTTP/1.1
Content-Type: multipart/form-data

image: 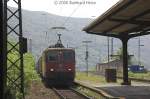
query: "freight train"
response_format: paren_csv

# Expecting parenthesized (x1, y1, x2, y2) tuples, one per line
(36, 34, 75, 86)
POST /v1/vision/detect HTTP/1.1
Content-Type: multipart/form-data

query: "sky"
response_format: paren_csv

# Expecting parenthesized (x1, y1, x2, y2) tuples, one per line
(8, 0, 120, 18)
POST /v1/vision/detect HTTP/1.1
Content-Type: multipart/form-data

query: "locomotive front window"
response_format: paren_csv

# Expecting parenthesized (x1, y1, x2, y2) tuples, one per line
(47, 51, 58, 61)
(63, 51, 74, 61)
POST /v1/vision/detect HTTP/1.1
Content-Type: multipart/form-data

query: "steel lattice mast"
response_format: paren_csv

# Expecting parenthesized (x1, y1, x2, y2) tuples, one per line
(0, 0, 7, 99)
(0, 0, 26, 99)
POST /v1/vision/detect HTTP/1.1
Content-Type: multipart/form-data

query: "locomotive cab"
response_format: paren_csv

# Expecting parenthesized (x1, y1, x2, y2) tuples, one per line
(43, 48, 75, 86)
(37, 34, 75, 86)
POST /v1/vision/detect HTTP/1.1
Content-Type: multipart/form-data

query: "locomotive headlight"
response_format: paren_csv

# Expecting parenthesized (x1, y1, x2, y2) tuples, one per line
(68, 68, 72, 71)
(50, 68, 54, 71)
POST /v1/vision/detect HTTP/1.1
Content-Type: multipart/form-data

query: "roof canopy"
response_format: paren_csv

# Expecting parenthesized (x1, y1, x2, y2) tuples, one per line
(83, 0, 150, 39)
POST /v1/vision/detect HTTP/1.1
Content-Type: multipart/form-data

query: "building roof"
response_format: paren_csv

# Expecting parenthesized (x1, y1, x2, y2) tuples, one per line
(83, 0, 150, 39)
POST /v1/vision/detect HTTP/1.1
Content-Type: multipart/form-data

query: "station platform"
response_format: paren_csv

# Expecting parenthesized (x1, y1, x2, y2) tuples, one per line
(77, 81, 150, 99)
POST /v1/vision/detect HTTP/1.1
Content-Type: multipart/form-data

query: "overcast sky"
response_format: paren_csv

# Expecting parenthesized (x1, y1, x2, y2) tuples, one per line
(8, 0, 120, 18)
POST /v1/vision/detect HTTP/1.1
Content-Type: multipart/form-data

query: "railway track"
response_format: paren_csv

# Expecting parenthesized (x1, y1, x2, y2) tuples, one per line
(50, 81, 121, 99)
(52, 87, 90, 99)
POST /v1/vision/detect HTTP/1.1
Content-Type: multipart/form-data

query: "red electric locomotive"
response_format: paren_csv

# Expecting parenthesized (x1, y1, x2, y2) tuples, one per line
(36, 34, 75, 86)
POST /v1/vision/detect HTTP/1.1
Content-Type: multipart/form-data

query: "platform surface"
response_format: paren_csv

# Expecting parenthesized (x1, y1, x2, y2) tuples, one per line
(78, 80, 150, 99)
(95, 82, 150, 99)
(97, 85, 150, 99)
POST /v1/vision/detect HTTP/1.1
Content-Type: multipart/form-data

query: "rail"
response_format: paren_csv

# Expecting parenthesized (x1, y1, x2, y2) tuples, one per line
(52, 87, 90, 99)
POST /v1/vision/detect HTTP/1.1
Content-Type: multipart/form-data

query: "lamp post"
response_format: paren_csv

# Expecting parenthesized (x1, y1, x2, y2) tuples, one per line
(138, 37, 144, 66)
(82, 40, 92, 76)
(111, 38, 114, 58)
(28, 38, 32, 53)
(107, 37, 110, 68)
(42, 13, 49, 44)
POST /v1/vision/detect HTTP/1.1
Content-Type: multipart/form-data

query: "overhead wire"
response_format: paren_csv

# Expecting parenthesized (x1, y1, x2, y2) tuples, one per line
(49, 4, 64, 43)
(61, 3, 82, 26)
(51, 3, 82, 47)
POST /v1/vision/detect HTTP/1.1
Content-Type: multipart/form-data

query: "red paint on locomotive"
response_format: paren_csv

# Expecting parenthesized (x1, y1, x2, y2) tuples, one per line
(37, 48, 75, 86)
